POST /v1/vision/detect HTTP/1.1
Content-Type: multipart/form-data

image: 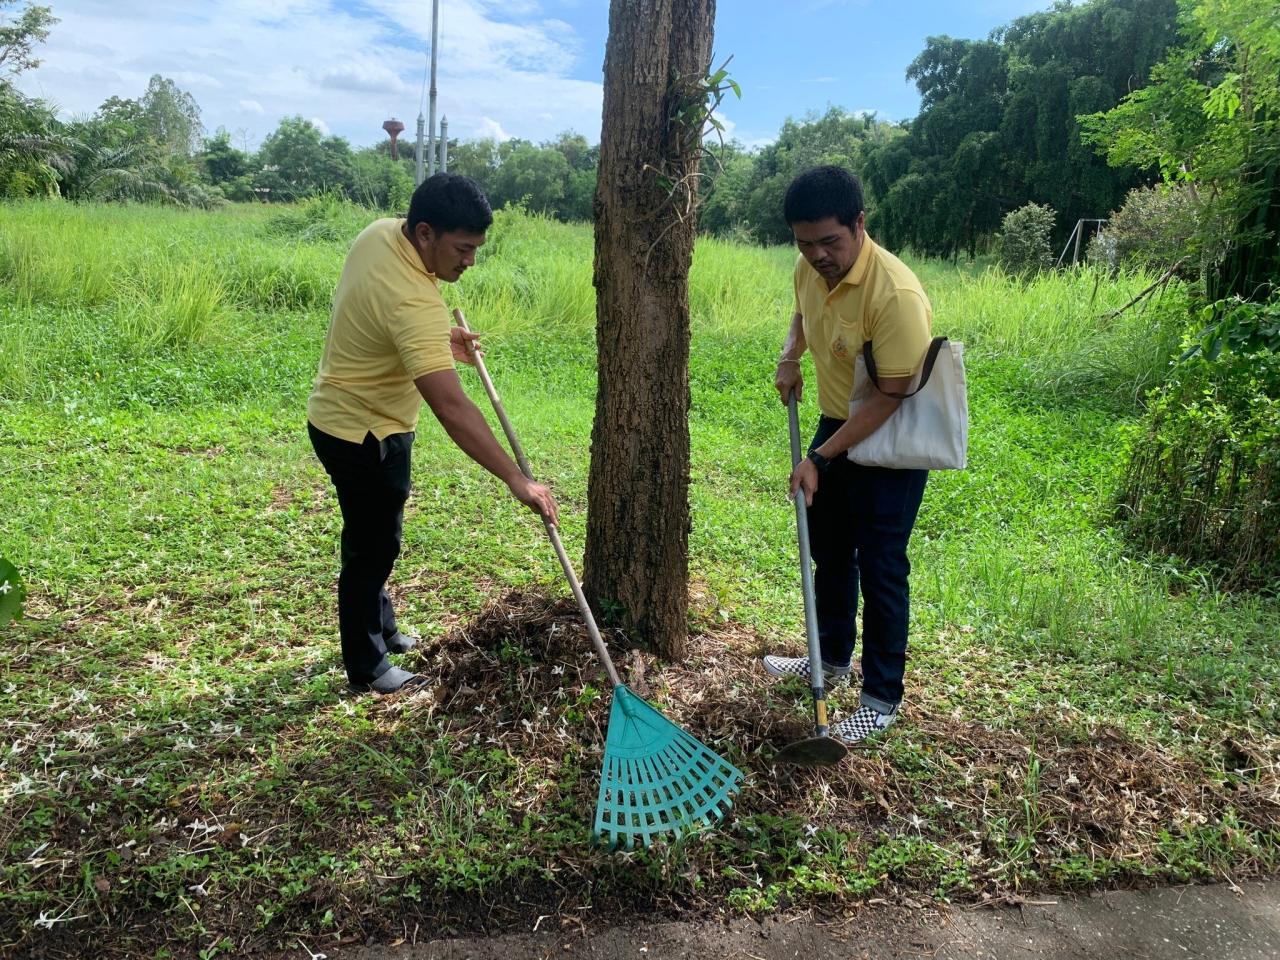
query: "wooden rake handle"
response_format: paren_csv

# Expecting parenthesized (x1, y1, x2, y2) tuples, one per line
(452, 307, 622, 690)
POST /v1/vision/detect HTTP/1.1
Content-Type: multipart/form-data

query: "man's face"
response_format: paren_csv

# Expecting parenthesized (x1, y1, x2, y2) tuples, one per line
(412, 223, 486, 282)
(791, 214, 865, 285)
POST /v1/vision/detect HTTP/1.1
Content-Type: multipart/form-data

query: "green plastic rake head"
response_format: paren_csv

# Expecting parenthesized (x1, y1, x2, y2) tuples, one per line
(593, 686, 743, 849)
(454, 306, 745, 850)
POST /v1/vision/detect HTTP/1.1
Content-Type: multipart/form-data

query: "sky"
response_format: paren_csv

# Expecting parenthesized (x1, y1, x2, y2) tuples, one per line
(16, 0, 1058, 152)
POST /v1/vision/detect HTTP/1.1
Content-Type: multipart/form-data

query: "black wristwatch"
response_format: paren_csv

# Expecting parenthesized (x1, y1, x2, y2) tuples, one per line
(807, 450, 832, 473)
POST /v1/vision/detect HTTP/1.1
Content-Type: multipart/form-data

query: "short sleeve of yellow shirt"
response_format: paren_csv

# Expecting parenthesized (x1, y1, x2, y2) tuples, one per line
(307, 219, 454, 442)
(793, 237, 933, 420)
(390, 296, 454, 380)
(864, 288, 932, 378)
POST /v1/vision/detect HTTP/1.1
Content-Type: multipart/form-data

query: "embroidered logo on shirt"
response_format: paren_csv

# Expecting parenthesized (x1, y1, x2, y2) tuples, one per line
(832, 334, 848, 359)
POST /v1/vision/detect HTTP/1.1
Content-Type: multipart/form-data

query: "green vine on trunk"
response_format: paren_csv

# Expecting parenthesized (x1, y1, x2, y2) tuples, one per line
(642, 55, 741, 243)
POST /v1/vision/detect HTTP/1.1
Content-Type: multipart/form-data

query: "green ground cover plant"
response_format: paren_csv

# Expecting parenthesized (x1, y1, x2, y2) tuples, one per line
(1, 200, 1276, 958)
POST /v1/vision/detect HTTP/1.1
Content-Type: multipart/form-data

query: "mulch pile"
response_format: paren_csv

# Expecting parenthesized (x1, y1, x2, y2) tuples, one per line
(404, 589, 1280, 898)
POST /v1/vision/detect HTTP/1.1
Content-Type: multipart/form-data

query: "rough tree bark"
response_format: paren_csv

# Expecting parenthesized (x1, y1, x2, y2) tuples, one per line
(584, 0, 716, 660)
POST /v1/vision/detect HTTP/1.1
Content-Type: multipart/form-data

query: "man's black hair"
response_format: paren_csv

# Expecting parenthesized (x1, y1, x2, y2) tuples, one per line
(407, 172, 493, 235)
(783, 165, 865, 229)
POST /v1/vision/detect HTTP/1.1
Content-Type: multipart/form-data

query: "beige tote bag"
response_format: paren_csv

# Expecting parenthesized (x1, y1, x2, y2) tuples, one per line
(847, 337, 968, 470)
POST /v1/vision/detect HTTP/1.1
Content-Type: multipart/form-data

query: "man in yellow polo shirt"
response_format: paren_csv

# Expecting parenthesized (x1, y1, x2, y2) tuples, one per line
(764, 165, 932, 744)
(308, 173, 559, 694)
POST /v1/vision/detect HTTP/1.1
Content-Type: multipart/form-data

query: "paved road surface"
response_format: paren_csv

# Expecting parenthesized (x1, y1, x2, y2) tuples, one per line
(303, 881, 1279, 960)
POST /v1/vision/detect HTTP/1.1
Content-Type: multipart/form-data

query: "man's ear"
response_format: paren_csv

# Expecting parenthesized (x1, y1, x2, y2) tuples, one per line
(414, 222, 436, 246)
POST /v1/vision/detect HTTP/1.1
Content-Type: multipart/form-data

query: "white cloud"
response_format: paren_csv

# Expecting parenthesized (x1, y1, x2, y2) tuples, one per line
(474, 116, 512, 142)
(309, 117, 331, 136)
(367, 0, 581, 76)
(169, 71, 223, 91)
(318, 63, 408, 96)
(708, 112, 737, 140)
(473, 0, 543, 16)
(16, 0, 603, 147)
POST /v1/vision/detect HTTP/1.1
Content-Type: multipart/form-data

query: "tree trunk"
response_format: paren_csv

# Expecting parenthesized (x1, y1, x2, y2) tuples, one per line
(584, 0, 716, 660)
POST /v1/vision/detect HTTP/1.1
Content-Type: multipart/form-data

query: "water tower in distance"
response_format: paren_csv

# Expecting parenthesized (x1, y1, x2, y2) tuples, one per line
(382, 118, 406, 160)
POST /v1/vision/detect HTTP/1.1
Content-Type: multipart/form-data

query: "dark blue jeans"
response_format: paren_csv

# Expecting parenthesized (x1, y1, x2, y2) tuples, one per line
(808, 416, 927, 712)
(308, 423, 414, 685)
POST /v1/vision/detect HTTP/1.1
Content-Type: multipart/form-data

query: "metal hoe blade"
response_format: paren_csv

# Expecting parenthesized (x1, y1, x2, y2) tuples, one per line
(773, 734, 848, 768)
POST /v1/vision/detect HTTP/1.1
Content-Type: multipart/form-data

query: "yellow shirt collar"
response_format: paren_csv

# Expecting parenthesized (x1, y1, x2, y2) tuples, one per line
(395, 219, 440, 284)
(837, 234, 875, 289)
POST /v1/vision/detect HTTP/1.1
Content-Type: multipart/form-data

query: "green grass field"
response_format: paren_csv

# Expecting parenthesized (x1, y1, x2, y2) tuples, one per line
(2, 199, 1277, 959)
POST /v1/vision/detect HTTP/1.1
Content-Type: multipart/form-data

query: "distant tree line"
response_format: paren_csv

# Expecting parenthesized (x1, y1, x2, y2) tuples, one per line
(0, 0, 1179, 242)
(0, 0, 1269, 284)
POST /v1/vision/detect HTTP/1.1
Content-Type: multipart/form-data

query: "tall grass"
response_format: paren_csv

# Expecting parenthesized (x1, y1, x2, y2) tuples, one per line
(453, 207, 596, 335)
(0, 200, 1187, 410)
(936, 266, 1190, 407)
(0, 202, 346, 406)
(0, 215, 115, 307)
(116, 261, 228, 348)
(0, 200, 340, 315)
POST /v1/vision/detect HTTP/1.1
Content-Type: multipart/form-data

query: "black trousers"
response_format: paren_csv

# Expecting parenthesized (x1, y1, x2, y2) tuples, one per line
(308, 422, 414, 684)
(807, 415, 928, 712)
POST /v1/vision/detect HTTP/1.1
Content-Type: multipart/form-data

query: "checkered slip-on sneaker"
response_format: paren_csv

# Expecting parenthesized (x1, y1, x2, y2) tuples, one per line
(831, 704, 899, 745)
(761, 655, 852, 681)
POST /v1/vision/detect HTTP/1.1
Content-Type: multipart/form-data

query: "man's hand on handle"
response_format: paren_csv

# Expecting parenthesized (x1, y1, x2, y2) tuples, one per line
(508, 475, 560, 527)
(775, 359, 803, 405)
(450, 326, 482, 365)
(789, 456, 819, 508)
(775, 310, 807, 405)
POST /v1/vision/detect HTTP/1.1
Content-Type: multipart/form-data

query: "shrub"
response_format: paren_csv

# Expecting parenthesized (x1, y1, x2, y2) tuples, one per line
(997, 202, 1056, 277)
(263, 192, 366, 243)
(1088, 185, 1209, 276)
(1115, 297, 1280, 590)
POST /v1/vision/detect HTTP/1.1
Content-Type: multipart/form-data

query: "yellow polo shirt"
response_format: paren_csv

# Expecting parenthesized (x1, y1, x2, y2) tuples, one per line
(307, 219, 455, 442)
(794, 236, 933, 420)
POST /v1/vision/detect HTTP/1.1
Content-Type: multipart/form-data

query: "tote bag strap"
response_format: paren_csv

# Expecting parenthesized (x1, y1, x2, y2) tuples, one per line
(862, 336, 949, 400)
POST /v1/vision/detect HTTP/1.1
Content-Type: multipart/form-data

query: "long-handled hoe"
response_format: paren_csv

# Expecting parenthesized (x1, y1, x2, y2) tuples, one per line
(453, 308, 743, 847)
(772, 391, 849, 767)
